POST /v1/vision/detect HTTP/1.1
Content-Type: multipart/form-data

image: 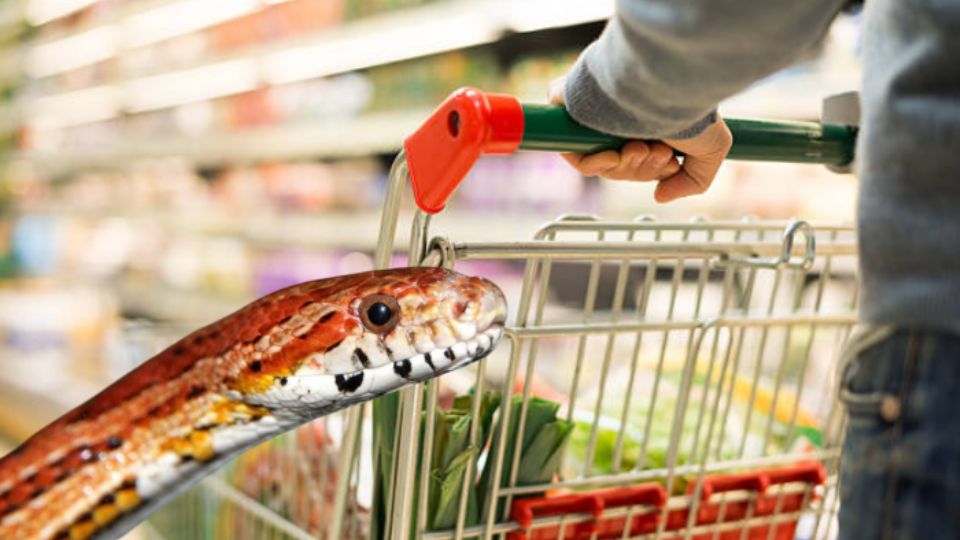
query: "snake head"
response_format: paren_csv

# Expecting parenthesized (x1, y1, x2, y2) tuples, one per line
(234, 267, 507, 418)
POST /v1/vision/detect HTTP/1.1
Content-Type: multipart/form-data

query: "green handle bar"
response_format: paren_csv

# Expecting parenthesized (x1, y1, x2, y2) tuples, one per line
(519, 104, 857, 167)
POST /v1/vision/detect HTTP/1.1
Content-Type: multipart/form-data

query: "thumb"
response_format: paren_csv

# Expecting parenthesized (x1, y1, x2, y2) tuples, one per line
(653, 147, 726, 202)
(654, 166, 714, 202)
(655, 120, 732, 202)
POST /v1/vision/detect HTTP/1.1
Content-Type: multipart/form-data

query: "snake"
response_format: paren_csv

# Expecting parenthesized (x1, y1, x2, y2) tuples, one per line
(0, 267, 506, 540)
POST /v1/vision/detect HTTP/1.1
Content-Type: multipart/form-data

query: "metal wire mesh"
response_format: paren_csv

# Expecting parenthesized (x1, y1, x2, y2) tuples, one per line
(389, 214, 858, 540)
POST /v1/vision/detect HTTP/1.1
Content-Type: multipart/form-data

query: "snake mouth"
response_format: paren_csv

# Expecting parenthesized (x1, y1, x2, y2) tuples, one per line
(329, 319, 505, 398)
(333, 324, 503, 394)
(256, 324, 506, 416)
(388, 323, 504, 381)
(330, 324, 505, 400)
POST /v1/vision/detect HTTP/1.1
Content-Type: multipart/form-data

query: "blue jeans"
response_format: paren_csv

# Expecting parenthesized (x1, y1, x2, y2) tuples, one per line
(838, 329, 960, 540)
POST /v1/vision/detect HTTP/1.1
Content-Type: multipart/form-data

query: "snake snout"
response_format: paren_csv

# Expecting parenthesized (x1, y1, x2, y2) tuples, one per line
(473, 276, 507, 330)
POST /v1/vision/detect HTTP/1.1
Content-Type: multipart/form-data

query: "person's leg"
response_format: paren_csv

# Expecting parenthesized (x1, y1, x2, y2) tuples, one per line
(838, 329, 960, 540)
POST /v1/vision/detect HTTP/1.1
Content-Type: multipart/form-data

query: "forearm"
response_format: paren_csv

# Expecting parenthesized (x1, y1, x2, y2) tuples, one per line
(566, 0, 847, 139)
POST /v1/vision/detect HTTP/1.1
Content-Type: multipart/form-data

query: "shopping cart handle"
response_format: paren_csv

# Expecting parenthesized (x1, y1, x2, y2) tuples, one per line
(520, 103, 857, 166)
(403, 88, 857, 214)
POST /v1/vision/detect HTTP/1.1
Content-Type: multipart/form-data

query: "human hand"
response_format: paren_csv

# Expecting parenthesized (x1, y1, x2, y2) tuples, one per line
(548, 77, 733, 203)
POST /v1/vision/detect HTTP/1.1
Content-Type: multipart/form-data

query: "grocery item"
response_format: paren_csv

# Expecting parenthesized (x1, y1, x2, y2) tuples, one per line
(564, 355, 823, 496)
(227, 418, 366, 537)
(0, 267, 506, 540)
(422, 391, 572, 531)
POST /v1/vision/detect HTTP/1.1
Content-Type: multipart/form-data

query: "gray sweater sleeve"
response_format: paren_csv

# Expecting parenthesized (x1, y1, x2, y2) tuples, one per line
(565, 0, 847, 139)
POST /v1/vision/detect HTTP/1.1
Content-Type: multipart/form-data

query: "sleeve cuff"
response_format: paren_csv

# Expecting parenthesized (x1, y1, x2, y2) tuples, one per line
(563, 56, 718, 141)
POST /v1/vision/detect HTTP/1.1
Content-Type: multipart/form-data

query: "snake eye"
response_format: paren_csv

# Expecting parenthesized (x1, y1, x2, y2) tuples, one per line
(359, 294, 400, 334)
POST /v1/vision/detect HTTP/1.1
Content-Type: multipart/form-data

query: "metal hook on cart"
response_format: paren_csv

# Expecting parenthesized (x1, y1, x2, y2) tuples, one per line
(717, 219, 817, 270)
(420, 236, 457, 269)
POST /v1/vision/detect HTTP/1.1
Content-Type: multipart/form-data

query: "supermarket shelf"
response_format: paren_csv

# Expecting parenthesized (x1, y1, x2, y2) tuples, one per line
(252, 0, 612, 86)
(25, 205, 554, 251)
(17, 68, 860, 176)
(25, 0, 611, 111)
(16, 108, 430, 176)
(24, 207, 388, 251)
(26, 0, 169, 35)
(63, 209, 549, 323)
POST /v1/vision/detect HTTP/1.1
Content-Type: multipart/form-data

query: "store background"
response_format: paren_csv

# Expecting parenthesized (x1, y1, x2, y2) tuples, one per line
(0, 0, 861, 538)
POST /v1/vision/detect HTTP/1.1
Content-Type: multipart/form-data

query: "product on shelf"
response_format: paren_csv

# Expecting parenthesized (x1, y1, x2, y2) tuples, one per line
(366, 50, 502, 112)
(208, 0, 346, 54)
(344, 0, 443, 20)
(505, 49, 580, 101)
(457, 153, 591, 213)
(0, 280, 120, 385)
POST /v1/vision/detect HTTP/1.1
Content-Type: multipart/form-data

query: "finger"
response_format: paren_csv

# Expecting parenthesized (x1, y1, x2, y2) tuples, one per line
(621, 140, 652, 172)
(645, 143, 675, 170)
(602, 142, 678, 181)
(599, 142, 654, 180)
(548, 76, 566, 104)
(595, 141, 648, 179)
(656, 158, 682, 179)
(577, 151, 620, 176)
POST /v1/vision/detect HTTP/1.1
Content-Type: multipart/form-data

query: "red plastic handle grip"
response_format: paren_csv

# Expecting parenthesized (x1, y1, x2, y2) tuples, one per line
(509, 484, 668, 540)
(693, 471, 770, 501)
(755, 461, 826, 515)
(403, 87, 523, 214)
(598, 484, 668, 508)
(594, 485, 668, 538)
(764, 461, 827, 486)
(511, 493, 604, 530)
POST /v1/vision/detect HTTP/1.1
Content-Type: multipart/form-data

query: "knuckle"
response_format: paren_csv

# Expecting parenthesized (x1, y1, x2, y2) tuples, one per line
(654, 145, 672, 159)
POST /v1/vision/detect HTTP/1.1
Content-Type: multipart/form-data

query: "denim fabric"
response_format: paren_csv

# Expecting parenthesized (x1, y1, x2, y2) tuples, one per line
(838, 329, 960, 540)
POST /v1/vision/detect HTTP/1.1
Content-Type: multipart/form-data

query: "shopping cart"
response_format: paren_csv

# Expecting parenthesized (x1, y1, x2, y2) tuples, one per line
(146, 88, 859, 540)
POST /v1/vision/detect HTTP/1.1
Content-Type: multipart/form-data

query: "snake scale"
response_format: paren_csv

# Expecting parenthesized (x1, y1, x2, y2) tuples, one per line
(0, 267, 506, 540)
